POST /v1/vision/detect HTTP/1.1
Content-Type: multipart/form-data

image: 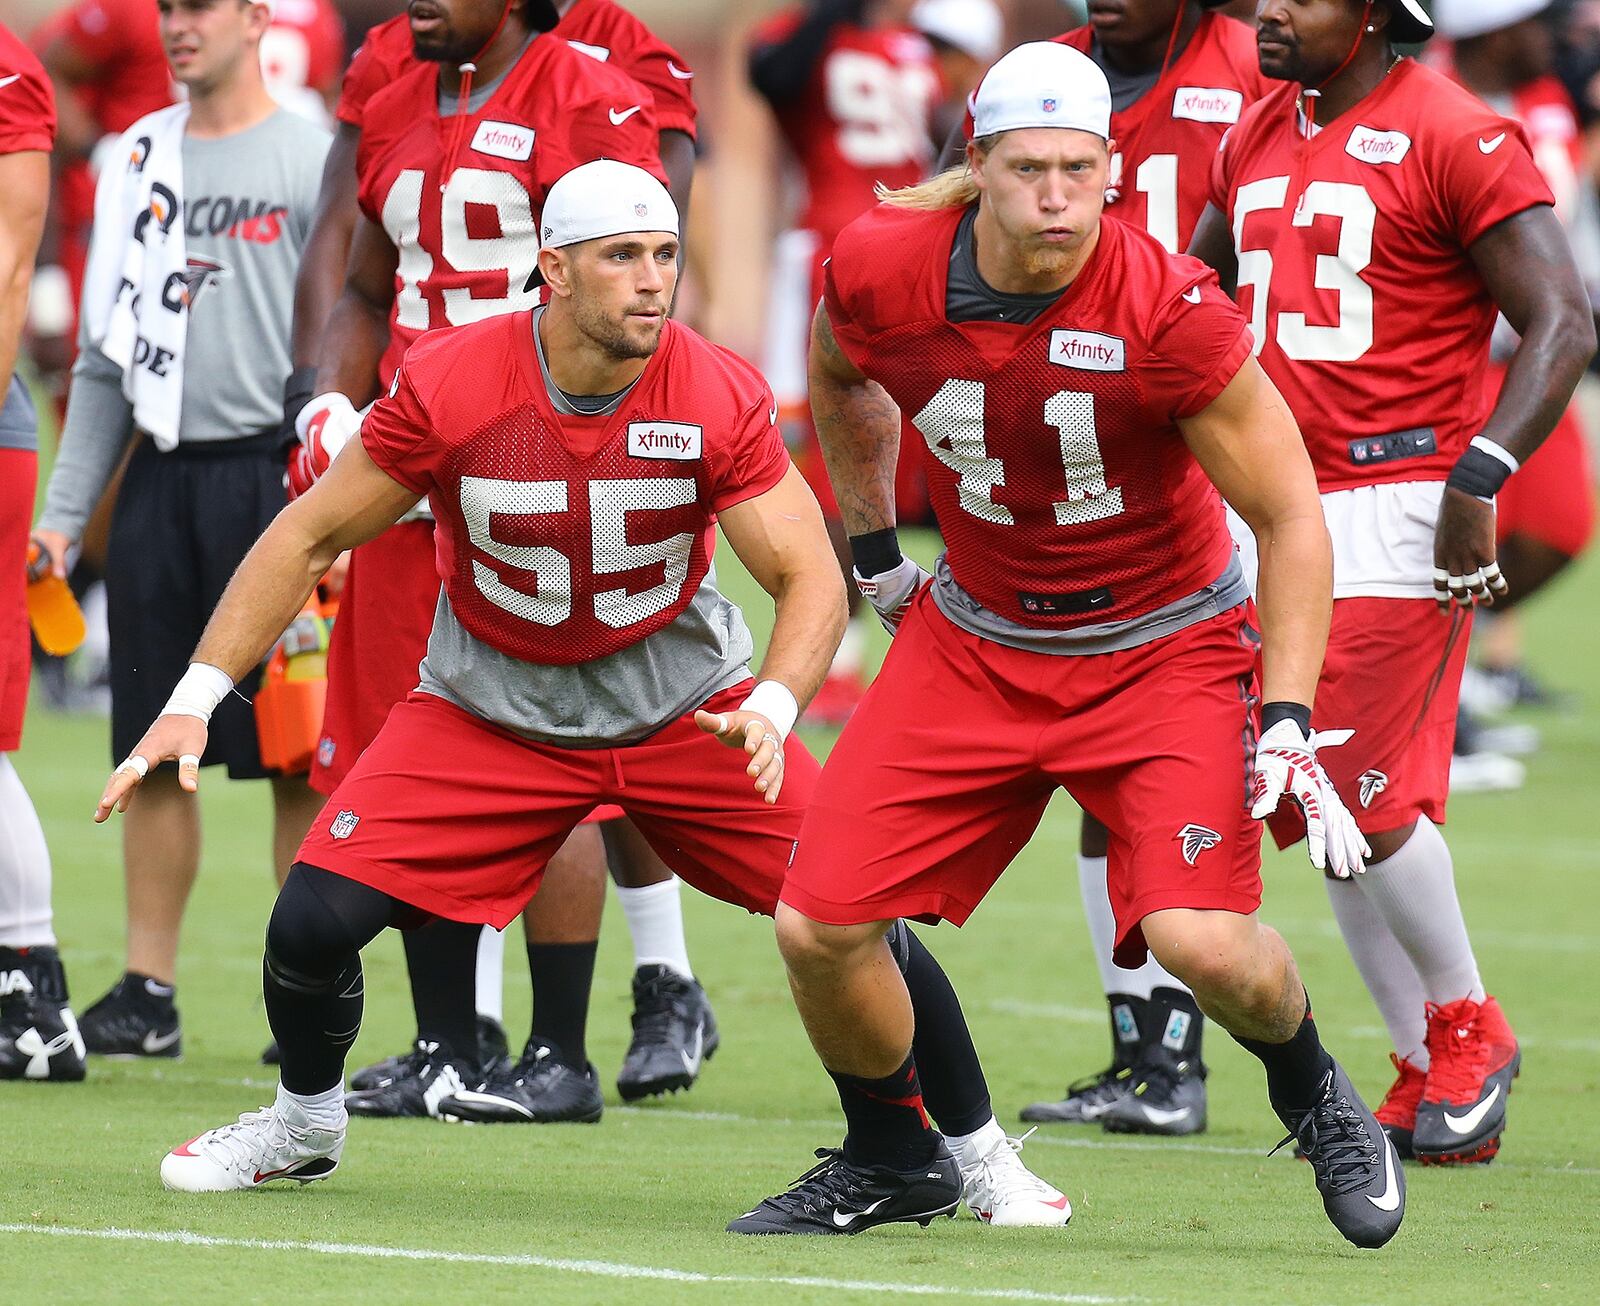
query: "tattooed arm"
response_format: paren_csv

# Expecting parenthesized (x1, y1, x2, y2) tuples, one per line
(808, 300, 904, 538)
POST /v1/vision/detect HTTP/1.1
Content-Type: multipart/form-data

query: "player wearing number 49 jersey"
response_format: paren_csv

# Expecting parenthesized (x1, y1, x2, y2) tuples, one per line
(1191, 0, 1594, 1166)
(739, 43, 1402, 1249)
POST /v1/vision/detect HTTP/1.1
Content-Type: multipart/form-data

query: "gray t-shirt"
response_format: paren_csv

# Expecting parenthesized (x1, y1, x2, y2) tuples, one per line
(415, 308, 756, 746)
(0, 377, 37, 452)
(38, 108, 330, 538)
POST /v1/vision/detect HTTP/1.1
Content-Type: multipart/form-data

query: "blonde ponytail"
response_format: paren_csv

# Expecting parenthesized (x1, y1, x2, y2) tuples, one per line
(876, 135, 997, 211)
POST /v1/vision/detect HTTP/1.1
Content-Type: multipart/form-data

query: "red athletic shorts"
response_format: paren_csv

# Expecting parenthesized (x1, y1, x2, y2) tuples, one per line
(0, 450, 35, 752)
(312, 521, 622, 823)
(1271, 597, 1470, 848)
(781, 591, 1265, 967)
(1484, 362, 1595, 557)
(297, 682, 818, 928)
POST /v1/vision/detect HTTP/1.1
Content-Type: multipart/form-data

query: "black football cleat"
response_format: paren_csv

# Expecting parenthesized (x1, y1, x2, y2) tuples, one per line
(439, 1039, 603, 1123)
(728, 1143, 962, 1235)
(349, 1015, 508, 1092)
(1100, 988, 1208, 1136)
(1021, 993, 1143, 1124)
(0, 947, 87, 1082)
(616, 965, 719, 1101)
(1273, 1061, 1405, 1249)
(78, 972, 181, 1058)
(344, 1040, 475, 1119)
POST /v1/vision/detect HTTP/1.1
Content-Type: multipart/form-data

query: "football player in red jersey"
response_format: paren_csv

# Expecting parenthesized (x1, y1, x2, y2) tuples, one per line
(738, 43, 1400, 1248)
(1434, 0, 1597, 713)
(106, 165, 1064, 1224)
(750, 0, 943, 724)
(0, 22, 87, 1086)
(288, 0, 717, 1121)
(1190, 0, 1594, 1167)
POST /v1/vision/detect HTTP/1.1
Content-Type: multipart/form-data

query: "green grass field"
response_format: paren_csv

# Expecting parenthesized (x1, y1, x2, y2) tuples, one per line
(4, 534, 1598, 1306)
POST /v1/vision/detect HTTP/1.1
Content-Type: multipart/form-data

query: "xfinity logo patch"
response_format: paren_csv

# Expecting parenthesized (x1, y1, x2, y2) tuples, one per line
(1345, 125, 1411, 166)
(1172, 86, 1242, 125)
(1049, 330, 1125, 372)
(628, 421, 703, 460)
(471, 120, 534, 162)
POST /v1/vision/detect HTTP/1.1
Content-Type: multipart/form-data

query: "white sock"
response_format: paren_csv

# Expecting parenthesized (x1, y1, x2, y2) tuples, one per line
(1357, 817, 1486, 1006)
(475, 925, 505, 1024)
(944, 1114, 1005, 1160)
(1076, 852, 1189, 1000)
(616, 876, 694, 979)
(1324, 873, 1429, 1068)
(0, 755, 54, 948)
(278, 1080, 345, 1129)
(832, 617, 868, 676)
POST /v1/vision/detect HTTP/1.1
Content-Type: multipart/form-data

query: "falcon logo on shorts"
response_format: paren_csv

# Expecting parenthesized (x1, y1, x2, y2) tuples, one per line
(1358, 769, 1389, 809)
(329, 810, 360, 840)
(1175, 823, 1222, 866)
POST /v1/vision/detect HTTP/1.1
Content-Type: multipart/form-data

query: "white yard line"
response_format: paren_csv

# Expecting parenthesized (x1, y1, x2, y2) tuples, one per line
(0, 1224, 1132, 1303)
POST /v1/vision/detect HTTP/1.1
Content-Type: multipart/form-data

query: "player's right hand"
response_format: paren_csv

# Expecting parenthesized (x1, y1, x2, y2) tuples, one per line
(853, 555, 931, 634)
(694, 709, 786, 804)
(27, 529, 72, 582)
(1249, 719, 1369, 879)
(288, 392, 362, 500)
(95, 716, 209, 822)
(1432, 486, 1508, 611)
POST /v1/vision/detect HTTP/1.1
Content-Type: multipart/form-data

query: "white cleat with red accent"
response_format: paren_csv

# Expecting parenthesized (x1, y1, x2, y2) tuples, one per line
(950, 1123, 1072, 1227)
(161, 1095, 345, 1192)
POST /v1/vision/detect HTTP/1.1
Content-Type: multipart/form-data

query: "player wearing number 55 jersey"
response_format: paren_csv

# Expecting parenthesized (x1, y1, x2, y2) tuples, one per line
(738, 44, 1400, 1249)
(1191, 0, 1594, 1168)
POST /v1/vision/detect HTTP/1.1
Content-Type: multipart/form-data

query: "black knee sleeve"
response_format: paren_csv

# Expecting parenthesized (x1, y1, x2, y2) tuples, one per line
(265, 862, 399, 990)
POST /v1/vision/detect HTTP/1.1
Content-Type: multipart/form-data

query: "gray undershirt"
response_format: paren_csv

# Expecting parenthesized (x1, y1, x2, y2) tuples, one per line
(1094, 38, 1164, 113)
(0, 377, 37, 452)
(415, 308, 755, 746)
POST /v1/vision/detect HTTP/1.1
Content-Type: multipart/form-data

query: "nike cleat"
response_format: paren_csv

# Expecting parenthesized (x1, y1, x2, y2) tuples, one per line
(1100, 1056, 1207, 1136)
(78, 973, 181, 1058)
(1021, 993, 1144, 1124)
(1273, 1061, 1405, 1249)
(349, 1015, 507, 1092)
(439, 1040, 603, 1123)
(344, 1040, 473, 1119)
(1374, 1053, 1426, 1161)
(950, 1126, 1071, 1227)
(728, 1143, 962, 1235)
(616, 965, 719, 1102)
(1412, 996, 1519, 1165)
(0, 947, 87, 1082)
(161, 1097, 344, 1192)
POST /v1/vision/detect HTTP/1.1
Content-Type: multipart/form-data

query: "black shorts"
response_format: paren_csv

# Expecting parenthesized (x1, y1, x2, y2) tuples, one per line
(108, 432, 287, 779)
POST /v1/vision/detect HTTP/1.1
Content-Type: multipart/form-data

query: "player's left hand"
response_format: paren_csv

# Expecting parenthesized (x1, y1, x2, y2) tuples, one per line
(95, 714, 209, 822)
(1250, 719, 1370, 879)
(694, 709, 785, 804)
(1433, 486, 1508, 611)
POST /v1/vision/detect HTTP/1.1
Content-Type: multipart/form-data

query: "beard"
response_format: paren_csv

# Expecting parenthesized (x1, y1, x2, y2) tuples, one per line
(573, 300, 665, 362)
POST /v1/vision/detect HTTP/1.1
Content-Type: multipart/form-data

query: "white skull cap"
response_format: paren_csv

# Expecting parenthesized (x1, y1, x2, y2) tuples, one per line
(971, 41, 1111, 141)
(539, 160, 679, 251)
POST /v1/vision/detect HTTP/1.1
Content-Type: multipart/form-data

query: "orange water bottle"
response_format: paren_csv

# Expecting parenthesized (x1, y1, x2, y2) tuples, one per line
(25, 541, 86, 656)
(254, 597, 334, 774)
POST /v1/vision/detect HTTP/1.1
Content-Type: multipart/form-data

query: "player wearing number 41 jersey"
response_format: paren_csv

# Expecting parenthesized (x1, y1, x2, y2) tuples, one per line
(1191, 0, 1594, 1167)
(738, 43, 1402, 1249)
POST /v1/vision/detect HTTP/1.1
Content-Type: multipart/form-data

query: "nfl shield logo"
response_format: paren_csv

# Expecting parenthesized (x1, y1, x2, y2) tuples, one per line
(330, 810, 359, 840)
(1042, 97, 1057, 113)
(634, 202, 648, 217)
(317, 736, 336, 768)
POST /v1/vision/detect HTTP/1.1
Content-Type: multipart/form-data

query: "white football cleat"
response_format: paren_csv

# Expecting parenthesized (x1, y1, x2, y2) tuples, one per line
(951, 1124, 1072, 1227)
(161, 1096, 345, 1192)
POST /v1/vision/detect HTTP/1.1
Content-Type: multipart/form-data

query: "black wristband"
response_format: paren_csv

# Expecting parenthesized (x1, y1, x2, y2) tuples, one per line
(282, 366, 318, 423)
(1445, 445, 1512, 500)
(1260, 701, 1312, 737)
(849, 528, 903, 578)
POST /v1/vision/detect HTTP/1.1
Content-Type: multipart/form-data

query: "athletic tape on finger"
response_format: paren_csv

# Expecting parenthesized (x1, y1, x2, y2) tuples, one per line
(178, 754, 201, 769)
(1484, 561, 1509, 593)
(117, 755, 149, 779)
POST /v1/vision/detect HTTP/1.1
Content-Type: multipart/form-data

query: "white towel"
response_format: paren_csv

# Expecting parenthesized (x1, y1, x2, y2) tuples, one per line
(81, 104, 191, 450)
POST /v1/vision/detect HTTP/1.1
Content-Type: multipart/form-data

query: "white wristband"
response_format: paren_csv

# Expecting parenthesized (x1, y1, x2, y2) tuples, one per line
(161, 663, 234, 724)
(739, 680, 799, 742)
(1470, 435, 1520, 475)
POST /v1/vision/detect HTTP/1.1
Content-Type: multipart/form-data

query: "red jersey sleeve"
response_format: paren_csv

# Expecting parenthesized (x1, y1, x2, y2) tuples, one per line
(360, 355, 445, 496)
(1424, 114, 1554, 248)
(533, 65, 664, 196)
(338, 17, 411, 128)
(1207, 123, 1237, 213)
(569, 4, 698, 142)
(1143, 270, 1252, 419)
(707, 379, 791, 512)
(0, 27, 55, 154)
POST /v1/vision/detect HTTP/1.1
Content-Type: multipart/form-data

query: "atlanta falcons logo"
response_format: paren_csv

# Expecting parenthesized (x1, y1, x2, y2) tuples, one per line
(1357, 769, 1389, 809)
(1175, 824, 1223, 866)
(177, 255, 229, 309)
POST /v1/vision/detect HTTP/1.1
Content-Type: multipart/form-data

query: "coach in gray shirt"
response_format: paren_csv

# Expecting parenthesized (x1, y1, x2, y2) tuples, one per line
(32, 0, 329, 1059)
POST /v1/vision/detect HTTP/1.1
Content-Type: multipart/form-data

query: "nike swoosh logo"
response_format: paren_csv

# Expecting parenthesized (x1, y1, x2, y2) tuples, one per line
(1182, 286, 1202, 304)
(768, 402, 779, 426)
(679, 1022, 705, 1078)
(1366, 1139, 1401, 1212)
(1442, 1083, 1502, 1134)
(831, 1196, 889, 1228)
(667, 62, 694, 80)
(1139, 1105, 1192, 1126)
(142, 1028, 181, 1053)
(610, 105, 643, 125)
(0, 75, 21, 89)
(1479, 133, 1506, 154)
(253, 1163, 300, 1184)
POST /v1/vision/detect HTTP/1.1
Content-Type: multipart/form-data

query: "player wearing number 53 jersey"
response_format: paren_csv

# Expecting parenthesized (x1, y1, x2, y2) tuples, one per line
(737, 44, 1401, 1249)
(1191, 0, 1594, 1168)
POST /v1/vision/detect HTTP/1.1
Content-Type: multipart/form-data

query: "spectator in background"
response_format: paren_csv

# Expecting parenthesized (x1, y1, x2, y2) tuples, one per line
(912, 0, 1003, 144)
(32, 0, 330, 1061)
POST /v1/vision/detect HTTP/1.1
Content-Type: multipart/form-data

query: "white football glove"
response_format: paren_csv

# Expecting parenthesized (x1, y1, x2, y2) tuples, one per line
(1250, 718, 1370, 879)
(853, 555, 931, 634)
(296, 391, 362, 461)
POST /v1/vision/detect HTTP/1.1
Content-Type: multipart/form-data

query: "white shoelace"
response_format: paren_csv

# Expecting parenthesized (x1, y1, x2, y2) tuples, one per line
(964, 1127, 1059, 1204)
(191, 1107, 292, 1172)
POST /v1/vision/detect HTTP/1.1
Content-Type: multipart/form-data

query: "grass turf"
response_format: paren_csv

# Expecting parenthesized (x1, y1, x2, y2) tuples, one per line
(3, 533, 1597, 1305)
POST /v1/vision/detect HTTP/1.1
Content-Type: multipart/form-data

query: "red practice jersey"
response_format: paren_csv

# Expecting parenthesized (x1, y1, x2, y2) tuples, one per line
(356, 36, 662, 384)
(360, 314, 790, 665)
(1210, 60, 1554, 492)
(339, 2, 697, 139)
(0, 24, 55, 155)
(754, 11, 940, 246)
(824, 205, 1248, 630)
